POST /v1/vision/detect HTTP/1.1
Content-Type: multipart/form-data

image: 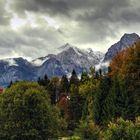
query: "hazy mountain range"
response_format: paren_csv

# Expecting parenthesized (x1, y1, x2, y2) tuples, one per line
(0, 33, 139, 87)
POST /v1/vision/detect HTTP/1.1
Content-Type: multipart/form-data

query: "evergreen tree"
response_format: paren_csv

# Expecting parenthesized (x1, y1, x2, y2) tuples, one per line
(60, 75, 69, 95)
(106, 76, 127, 120)
(93, 76, 111, 126)
(44, 74, 50, 83)
(68, 85, 84, 128)
(79, 68, 100, 121)
(48, 77, 60, 104)
(99, 69, 102, 77)
(70, 70, 79, 87)
(90, 67, 96, 78)
(38, 77, 41, 84)
(95, 71, 99, 79)
(119, 80, 135, 120)
(7, 81, 13, 88)
(38, 74, 50, 87)
(80, 71, 89, 83)
(79, 78, 99, 121)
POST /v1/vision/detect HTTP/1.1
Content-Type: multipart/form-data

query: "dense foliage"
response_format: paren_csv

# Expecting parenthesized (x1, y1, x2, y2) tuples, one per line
(104, 117, 140, 140)
(75, 120, 101, 140)
(0, 82, 63, 140)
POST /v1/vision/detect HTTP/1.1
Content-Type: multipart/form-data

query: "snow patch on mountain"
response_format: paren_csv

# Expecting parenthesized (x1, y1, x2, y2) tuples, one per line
(31, 56, 50, 66)
(2, 58, 18, 67)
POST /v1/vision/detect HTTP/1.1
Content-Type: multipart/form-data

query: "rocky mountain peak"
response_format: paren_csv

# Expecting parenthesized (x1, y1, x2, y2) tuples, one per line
(103, 33, 140, 62)
(59, 43, 74, 51)
(120, 33, 139, 45)
(121, 33, 139, 40)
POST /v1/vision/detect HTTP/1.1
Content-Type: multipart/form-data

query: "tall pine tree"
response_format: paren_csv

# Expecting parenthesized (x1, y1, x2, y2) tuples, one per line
(70, 70, 79, 87)
(93, 76, 111, 126)
(60, 75, 69, 95)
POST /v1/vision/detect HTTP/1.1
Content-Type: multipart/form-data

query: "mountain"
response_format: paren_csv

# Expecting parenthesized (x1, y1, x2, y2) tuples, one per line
(32, 43, 104, 78)
(1, 32, 138, 87)
(56, 44, 104, 74)
(103, 33, 140, 62)
(0, 44, 104, 87)
(0, 58, 37, 87)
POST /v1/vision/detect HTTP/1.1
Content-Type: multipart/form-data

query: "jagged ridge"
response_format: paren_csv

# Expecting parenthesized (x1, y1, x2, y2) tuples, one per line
(0, 44, 104, 87)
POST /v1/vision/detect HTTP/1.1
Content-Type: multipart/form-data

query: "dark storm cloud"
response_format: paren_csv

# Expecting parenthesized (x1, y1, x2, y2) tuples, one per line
(0, 0, 140, 59)
(0, 0, 11, 25)
(120, 8, 140, 23)
(0, 25, 65, 59)
(0, 30, 39, 49)
(11, 0, 130, 19)
(11, 0, 139, 42)
(11, 0, 70, 16)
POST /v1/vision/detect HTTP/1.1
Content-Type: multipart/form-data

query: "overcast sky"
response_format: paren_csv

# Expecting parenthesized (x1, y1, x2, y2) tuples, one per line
(0, 0, 140, 60)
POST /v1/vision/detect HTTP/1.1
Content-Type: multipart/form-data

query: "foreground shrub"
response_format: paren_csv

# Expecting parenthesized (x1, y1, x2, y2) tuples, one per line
(75, 120, 101, 140)
(0, 81, 62, 140)
(104, 117, 140, 140)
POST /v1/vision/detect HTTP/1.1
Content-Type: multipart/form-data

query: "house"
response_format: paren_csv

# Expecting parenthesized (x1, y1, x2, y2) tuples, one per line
(57, 95, 71, 121)
(0, 88, 3, 93)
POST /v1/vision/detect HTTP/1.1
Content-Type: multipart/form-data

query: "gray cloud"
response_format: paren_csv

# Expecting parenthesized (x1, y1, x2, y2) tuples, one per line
(11, 0, 131, 20)
(11, 0, 70, 17)
(0, 0, 11, 25)
(11, 0, 140, 36)
(0, 27, 63, 59)
(0, 0, 139, 59)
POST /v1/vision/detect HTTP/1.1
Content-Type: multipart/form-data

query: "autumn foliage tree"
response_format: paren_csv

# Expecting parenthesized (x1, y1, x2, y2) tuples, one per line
(119, 41, 140, 118)
(109, 39, 140, 120)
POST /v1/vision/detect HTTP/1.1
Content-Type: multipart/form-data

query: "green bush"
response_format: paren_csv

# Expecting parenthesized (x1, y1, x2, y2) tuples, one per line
(75, 120, 101, 140)
(69, 136, 81, 140)
(0, 81, 62, 140)
(104, 117, 140, 140)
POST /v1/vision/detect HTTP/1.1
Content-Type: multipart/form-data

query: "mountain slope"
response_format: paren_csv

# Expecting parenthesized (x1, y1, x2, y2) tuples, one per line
(103, 33, 140, 62)
(32, 43, 104, 77)
(0, 58, 37, 87)
(0, 44, 104, 86)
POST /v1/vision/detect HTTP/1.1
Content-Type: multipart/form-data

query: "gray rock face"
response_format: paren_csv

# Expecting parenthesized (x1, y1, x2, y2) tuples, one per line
(36, 57, 65, 78)
(103, 33, 140, 62)
(0, 44, 104, 86)
(33, 44, 104, 78)
(0, 58, 37, 87)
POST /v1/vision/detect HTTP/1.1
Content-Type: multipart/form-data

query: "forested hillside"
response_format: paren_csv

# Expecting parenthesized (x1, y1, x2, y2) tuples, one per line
(0, 40, 139, 139)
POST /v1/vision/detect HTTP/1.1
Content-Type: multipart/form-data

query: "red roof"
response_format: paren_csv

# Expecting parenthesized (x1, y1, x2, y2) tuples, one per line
(0, 88, 3, 93)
